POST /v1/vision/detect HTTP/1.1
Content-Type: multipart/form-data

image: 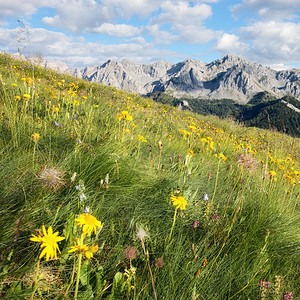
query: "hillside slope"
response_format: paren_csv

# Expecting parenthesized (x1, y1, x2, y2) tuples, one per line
(0, 53, 299, 299)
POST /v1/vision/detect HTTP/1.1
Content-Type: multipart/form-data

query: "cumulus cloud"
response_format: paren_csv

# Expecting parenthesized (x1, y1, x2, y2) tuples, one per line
(90, 23, 142, 37)
(232, 0, 300, 21)
(0, 0, 56, 21)
(241, 21, 300, 63)
(0, 27, 176, 67)
(100, 0, 161, 18)
(214, 33, 249, 55)
(42, 0, 115, 33)
(214, 21, 300, 66)
(149, 1, 218, 44)
(155, 1, 213, 25)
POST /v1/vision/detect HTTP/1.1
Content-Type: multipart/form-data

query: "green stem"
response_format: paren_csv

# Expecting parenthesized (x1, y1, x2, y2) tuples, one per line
(74, 253, 82, 300)
(168, 208, 178, 242)
(211, 159, 220, 205)
(74, 234, 84, 300)
(30, 258, 40, 300)
(63, 258, 77, 300)
(141, 240, 157, 300)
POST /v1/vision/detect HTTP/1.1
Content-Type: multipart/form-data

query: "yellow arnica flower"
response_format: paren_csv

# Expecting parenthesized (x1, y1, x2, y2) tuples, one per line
(15, 96, 21, 101)
(32, 133, 40, 141)
(69, 241, 98, 259)
(137, 135, 147, 143)
(68, 241, 89, 254)
(269, 170, 276, 177)
(187, 148, 194, 157)
(117, 111, 133, 121)
(23, 94, 31, 99)
(170, 195, 188, 210)
(30, 225, 65, 261)
(75, 213, 102, 236)
(85, 244, 99, 259)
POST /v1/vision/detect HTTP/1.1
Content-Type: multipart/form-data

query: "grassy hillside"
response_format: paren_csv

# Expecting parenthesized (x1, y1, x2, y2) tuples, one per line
(0, 52, 299, 299)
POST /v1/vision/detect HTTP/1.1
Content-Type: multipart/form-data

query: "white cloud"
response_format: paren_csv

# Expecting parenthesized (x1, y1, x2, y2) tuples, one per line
(241, 21, 300, 63)
(155, 1, 213, 25)
(42, 0, 115, 33)
(214, 21, 300, 66)
(146, 24, 177, 45)
(100, 0, 161, 18)
(214, 33, 249, 55)
(90, 23, 142, 37)
(232, 0, 300, 21)
(0, 27, 177, 68)
(149, 1, 218, 44)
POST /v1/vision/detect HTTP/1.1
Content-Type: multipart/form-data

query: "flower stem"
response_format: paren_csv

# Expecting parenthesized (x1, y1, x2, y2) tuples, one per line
(141, 240, 157, 300)
(168, 208, 178, 242)
(211, 159, 220, 205)
(74, 252, 82, 300)
(74, 234, 84, 300)
(63, 258, 76, 300)
(30, 258, 40, 300)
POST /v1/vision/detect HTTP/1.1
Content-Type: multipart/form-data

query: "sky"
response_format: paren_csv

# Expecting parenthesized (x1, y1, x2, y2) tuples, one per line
(0, 0, 299, 69)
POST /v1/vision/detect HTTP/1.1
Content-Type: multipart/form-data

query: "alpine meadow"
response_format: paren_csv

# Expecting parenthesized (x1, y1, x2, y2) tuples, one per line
(0, 52, 299, 299)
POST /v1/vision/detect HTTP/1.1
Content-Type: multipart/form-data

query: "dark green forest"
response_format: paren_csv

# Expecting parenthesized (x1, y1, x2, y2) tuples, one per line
(148, 91, 300, 137)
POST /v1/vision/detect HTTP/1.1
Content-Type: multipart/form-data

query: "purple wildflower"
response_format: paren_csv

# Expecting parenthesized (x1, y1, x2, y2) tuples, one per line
(192, 221, 200, 228)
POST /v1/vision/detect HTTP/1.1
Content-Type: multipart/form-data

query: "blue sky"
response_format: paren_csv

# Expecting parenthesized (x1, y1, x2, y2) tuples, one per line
(0, 0, 299, 69)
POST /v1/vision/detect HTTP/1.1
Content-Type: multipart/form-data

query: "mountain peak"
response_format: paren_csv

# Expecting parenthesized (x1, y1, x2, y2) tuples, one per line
(76, 55, 300, 103)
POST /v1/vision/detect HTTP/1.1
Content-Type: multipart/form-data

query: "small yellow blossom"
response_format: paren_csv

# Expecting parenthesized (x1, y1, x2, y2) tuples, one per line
(170, 195, 188, 210)
(187, 148, 194, 157)
(30, 225, 65, 261)
(117, 111, 133, 121)
(15, 96, 21, 101)
(75, 213, 102, 236)
(137, 135, 147, 143)
(84, 244, 99, 259)
(23, 94, 31, 99)
(32, 133, 40, 141)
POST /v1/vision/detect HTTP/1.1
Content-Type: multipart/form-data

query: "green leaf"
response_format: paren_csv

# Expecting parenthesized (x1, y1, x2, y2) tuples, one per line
(80, 259, 91, 286)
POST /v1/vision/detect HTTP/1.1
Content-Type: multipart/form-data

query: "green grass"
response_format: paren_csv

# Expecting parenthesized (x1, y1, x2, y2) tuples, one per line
(0, 52, 299, 299)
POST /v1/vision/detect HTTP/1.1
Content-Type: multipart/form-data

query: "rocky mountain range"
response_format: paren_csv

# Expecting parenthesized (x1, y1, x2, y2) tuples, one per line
(13, 53, 300, 104)
(74, 55, 300, 104)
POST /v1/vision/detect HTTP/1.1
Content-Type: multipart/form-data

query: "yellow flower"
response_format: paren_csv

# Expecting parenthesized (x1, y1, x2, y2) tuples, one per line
(12, 83, 17, 87)
(218, 153, 227, 161)
(187, 148, 194, 157)
(137, 135, 147, 143)
(32, 133, 40, 141)
(75, 213, 102, 236)
(269, 170, 276, 177)
(117, 111, 133, 121)
(15, 96, 21, 101)
(68, 240, 89, 254)
(85, 244, 99, 259)
(170, 195, 188, 210)
(23, 94, 31, 99)
(30, 225, 65, 261)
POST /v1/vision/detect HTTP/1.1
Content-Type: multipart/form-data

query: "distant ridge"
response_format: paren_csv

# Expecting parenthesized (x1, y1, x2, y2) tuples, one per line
(13, 53, 300, 104)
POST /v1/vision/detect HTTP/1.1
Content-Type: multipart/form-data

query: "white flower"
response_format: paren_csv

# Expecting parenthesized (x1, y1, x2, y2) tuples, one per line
(203, 194, 209, 201)
(136, 227, 149, 241)
(79, 193, 86, 201)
